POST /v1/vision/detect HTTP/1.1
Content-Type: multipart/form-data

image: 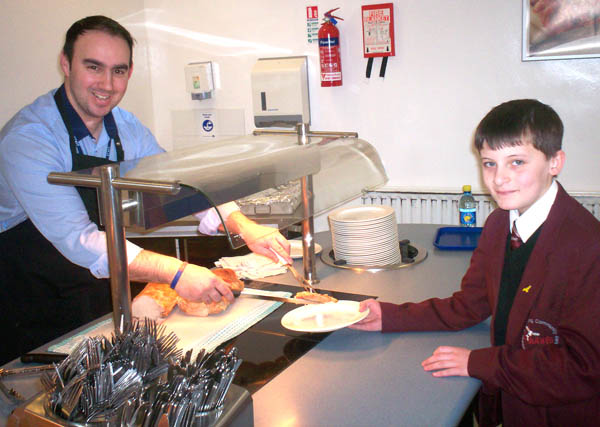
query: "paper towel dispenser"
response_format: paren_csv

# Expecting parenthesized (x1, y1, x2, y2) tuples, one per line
(251, 56, 310, 128)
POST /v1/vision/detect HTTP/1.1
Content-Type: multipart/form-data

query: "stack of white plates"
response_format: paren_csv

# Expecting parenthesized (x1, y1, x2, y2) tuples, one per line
(328, 206, 400, 266)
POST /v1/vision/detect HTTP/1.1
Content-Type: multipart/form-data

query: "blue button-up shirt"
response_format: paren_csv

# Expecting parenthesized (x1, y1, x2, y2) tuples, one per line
(0, 88, 234, 278)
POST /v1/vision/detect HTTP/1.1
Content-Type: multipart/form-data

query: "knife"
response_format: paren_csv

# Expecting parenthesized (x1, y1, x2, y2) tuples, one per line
(20, 352, 68, 364)
(234, 289, 318, 305)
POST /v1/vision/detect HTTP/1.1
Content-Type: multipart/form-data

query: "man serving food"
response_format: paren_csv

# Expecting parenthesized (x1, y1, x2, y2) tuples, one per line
(0, 15, 291, 365)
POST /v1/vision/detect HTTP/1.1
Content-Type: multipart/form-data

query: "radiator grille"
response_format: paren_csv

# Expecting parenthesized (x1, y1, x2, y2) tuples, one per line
(362, 191, 600, 226)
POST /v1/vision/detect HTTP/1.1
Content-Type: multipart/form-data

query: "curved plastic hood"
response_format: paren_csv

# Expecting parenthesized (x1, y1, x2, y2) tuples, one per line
(121, 136, 321, 208)
(52, 133, 387, 248)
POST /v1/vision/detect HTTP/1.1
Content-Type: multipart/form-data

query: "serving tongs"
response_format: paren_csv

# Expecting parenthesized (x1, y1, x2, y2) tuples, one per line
(270, 248, 317, 294)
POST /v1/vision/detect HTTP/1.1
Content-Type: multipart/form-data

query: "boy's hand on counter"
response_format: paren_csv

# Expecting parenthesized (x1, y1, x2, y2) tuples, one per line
(348, 299, 382, 331)
(174, 264, 234, 304)
(421, 346, 471, 377)
(226, 211, 292, 264)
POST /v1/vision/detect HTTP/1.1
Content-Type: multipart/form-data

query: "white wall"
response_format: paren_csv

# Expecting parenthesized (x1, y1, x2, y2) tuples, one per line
(0, 0, 154, 132)
(2, 0, 600, 196)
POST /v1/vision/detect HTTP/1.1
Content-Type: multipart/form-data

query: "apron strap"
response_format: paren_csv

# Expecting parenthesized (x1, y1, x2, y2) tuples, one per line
(54, 85, 124, 162)
(53, 85, 126, 227)
(53, 86, 78, 156)
(103, 108, 125, 162)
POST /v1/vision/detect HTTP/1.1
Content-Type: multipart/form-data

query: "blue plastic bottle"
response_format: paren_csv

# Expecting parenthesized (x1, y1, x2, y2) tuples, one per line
(459, 185, 476, 227)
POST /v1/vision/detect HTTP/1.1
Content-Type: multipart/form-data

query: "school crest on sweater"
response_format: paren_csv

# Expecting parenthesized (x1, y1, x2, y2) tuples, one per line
(521, 318, 560, 349)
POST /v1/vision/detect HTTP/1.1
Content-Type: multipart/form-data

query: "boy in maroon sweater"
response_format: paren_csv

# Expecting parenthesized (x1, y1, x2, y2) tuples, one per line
(351, 99, 600, 426)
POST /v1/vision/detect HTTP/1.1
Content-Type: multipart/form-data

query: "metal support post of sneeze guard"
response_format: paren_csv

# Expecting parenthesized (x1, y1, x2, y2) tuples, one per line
(297, 123, 319, 286)
(48, 164, 181, 331)
(99, 165, 131, 329)
(253, 123, 360, 286)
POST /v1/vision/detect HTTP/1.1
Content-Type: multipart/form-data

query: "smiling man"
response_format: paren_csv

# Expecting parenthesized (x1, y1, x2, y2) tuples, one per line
(0, 16, 290, 364)
(61, 28, 133, 138)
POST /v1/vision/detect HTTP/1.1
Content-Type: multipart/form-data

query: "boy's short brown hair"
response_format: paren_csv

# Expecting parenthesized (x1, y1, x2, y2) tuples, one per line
(474, 99, 563, 159)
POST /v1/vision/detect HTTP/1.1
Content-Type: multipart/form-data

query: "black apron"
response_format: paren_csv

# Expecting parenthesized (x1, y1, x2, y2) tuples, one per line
(0, 86, 125, 364)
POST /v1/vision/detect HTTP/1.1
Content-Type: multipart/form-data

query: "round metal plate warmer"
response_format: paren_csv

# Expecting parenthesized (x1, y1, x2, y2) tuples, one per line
(320, 242, 428, 272)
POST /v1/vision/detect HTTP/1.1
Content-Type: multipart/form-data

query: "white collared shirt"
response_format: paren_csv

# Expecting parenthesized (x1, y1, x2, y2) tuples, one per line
(509, 180, 558, 243)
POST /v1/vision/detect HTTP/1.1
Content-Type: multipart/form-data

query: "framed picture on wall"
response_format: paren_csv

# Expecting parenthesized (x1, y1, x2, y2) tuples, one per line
(523, 0, 600, 60)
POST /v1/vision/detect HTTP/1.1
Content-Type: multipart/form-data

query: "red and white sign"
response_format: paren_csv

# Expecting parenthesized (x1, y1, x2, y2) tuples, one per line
(361, 3, 395, 58)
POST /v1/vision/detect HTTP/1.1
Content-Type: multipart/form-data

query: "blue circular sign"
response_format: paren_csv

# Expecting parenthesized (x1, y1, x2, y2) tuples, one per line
(202, 119, 214, 132)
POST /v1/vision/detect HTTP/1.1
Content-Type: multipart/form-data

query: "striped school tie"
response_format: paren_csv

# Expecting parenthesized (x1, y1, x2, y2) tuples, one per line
(510, 221, 523, 250)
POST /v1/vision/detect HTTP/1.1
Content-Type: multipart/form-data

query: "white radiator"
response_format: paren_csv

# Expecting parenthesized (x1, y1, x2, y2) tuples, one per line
(362, 190, 600, 226)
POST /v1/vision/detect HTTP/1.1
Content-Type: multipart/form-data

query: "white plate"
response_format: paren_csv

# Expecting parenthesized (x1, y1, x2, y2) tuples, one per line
(281, 300, 369, 332)
(328, 205, 395, 223)
(289, 240, 322, 259)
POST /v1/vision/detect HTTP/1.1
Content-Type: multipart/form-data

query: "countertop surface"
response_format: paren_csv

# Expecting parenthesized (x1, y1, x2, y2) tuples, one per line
(251, 224, 490, 427)
(1, 224, 491, 426)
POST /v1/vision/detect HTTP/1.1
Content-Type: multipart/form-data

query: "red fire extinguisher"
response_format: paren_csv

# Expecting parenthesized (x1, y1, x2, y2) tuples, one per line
(318, 8, 343, 87)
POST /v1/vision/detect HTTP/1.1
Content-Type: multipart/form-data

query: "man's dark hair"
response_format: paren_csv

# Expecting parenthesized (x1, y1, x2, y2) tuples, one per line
(474, 99, 563, 159)
(63, 15, 135, 66)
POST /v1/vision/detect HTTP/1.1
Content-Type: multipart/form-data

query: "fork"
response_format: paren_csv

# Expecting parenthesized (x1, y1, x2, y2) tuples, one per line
(0, 379, 24, 403)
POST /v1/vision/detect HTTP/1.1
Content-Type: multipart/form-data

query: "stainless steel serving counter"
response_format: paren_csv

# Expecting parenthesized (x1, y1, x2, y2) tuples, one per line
(1, 224, 490, 426)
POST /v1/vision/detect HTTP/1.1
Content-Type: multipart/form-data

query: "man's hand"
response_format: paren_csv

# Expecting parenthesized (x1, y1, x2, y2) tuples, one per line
(347, 299, 382, 331)
(226, 211, 292, 264)
(129, 250, 233, 304)
(421, 346, 471, 377)
(173, 264, 234, 304)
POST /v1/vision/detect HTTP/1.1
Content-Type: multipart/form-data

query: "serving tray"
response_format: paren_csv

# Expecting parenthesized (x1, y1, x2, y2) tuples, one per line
(433, 227, 482, 250)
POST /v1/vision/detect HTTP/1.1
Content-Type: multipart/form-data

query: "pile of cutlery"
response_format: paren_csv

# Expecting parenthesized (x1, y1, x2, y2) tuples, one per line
(40, 319, 242, 426)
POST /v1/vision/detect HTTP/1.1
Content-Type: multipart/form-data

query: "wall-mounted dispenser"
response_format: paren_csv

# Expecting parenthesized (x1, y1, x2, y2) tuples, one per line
(185, 61, 215, 100)
(251, 56, 310, 128)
